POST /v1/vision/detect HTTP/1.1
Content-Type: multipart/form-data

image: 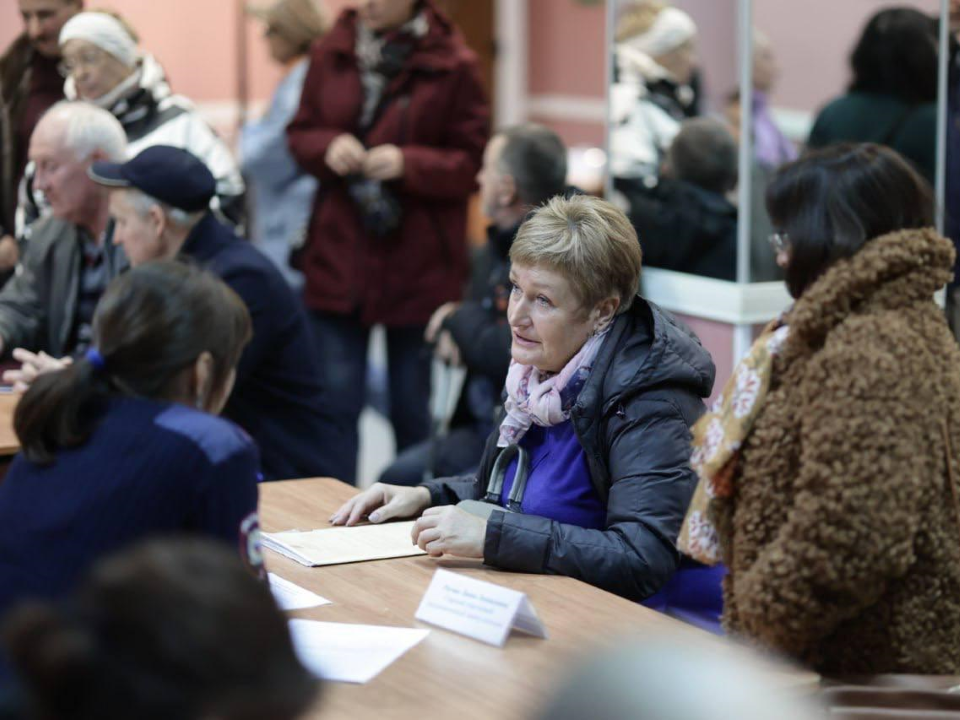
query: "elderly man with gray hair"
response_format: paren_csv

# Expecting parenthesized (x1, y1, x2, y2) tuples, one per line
(0, 100, 126, 360)
(8, 142, 347, 481)
(88, 144, 343, 481)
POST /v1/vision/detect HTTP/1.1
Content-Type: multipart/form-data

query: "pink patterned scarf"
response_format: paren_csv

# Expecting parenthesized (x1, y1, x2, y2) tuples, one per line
(497, 330, 609, 447)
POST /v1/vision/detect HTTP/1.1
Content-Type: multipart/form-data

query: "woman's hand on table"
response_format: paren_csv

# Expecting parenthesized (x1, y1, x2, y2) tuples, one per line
(411, 506, 486, 559)
(329, 483, 431, 526)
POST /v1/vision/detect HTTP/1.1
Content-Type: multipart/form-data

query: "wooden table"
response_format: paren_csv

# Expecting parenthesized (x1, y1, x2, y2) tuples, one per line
(260, 478, 816, 720)
(0, 392, 19, 457)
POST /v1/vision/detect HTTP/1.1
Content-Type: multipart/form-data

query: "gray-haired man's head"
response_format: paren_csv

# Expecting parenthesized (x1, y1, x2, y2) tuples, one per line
(478, 123, 568, 227)
(29, 101, 126, 226)
(666, 117, 738, 194)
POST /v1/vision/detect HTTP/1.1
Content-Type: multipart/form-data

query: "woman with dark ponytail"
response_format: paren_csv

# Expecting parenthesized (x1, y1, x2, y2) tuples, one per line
(0, 261, 259, 629)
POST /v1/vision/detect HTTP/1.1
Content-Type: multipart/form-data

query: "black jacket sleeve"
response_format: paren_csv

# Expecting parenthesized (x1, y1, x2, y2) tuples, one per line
(421, 474, 482, 507)
(481, 397, 697, 601)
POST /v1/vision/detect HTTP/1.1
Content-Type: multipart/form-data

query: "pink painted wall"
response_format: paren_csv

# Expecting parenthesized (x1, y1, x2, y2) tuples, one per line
(0, 4, 21, 46)
(755, 0, 941, 113)
(528, 0, 606, 97)
(526, 0, 606, 146)
(542, 118, 606, 147)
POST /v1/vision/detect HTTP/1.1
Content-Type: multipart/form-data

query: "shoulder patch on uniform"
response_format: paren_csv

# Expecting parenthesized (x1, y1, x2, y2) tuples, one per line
(154, 405, 253, 465)
(240, 511, 265, 580)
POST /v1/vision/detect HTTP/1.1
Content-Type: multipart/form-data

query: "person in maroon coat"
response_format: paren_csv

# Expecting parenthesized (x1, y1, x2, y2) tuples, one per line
(287, 0, 490, 483)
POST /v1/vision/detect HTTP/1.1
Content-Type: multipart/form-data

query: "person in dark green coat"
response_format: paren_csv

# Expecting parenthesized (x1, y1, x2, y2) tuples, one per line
(808, 7, 939, 182)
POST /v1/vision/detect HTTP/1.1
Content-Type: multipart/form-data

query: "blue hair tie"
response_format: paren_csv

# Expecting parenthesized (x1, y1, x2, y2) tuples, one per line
(85, 348, 106, 372)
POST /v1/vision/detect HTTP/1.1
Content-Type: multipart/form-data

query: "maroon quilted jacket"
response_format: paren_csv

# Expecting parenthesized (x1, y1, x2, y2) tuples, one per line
(287, 2, 490, 326)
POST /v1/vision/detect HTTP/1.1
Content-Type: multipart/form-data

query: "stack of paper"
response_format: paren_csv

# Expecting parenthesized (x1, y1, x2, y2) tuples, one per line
(289, 620, 430, 683)
(268, 573, 332, 611)
(263, 521, 427, 567)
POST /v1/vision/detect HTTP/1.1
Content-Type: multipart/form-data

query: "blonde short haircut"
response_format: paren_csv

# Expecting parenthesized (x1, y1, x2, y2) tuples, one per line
(616, 1, 667, 43)
(510, 195, 642, 316)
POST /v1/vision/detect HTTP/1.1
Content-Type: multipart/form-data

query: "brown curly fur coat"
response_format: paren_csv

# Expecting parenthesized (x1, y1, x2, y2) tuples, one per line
(713, 228, 960, 675)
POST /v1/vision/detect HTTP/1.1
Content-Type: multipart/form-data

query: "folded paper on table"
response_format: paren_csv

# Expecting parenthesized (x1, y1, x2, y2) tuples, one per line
(288, 619, 430, 683)
(415, 568, 548, 647)
(263, 521, 427, 567)
(268, 573, 332, 611)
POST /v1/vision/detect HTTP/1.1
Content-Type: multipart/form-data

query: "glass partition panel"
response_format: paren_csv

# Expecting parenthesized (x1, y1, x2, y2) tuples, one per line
(608, 0, 740, 280)
(608, 0, 948, 286)
(748, 0, 944, 282)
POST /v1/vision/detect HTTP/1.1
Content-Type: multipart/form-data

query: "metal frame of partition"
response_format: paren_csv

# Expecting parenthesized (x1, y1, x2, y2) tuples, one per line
(938, 0, 949, 234)
(606, 0, 951, 364)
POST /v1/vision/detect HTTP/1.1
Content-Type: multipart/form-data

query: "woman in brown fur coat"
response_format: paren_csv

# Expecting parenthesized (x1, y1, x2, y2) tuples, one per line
(709, 143, 960, 674)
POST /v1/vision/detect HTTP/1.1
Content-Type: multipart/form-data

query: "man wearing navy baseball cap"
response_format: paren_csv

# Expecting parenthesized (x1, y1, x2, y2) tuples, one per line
(87, 145, 219, 264)
(83, 145, 347, 480)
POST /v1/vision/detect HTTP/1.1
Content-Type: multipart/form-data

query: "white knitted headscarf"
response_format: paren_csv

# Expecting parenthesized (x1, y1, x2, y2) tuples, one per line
(624, 7, 696, 58)
(59, 12, 139, 68)
(617, 7, 696, 84)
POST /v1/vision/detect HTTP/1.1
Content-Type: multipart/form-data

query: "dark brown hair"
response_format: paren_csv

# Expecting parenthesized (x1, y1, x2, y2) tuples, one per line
(766, 143, 934, 298)
(849, 7, 938, 105)
(668, 117, 738, 194)
(3, 538, 319, 720)
(14, 261, 251, 464)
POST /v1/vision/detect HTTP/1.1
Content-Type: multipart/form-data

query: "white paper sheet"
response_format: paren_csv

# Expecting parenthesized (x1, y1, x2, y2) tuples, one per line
(263, 521, 427, 566)
(268, 573, 332, 611)
(288, 619, 430, 683)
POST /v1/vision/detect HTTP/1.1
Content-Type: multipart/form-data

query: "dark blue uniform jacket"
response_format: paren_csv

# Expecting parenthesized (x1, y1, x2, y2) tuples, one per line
(181, 213, 344, 480)
(0, 396, 260, 625)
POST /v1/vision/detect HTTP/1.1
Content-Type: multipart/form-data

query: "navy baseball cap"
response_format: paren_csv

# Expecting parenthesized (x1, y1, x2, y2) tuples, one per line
(88, 145, 216, 213)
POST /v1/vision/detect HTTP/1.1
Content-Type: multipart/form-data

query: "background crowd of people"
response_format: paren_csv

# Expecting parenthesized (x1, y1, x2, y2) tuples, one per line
(610, 0, 953, 284)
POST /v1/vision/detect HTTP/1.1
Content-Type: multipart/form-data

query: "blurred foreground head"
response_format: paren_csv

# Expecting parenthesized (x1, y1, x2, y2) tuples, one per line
(536, 638, 822, 720)
(4, 538, 319, 720)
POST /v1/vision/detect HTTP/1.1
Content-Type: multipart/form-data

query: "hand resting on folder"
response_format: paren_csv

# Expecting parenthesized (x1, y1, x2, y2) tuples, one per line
(330, 483, 486, 558)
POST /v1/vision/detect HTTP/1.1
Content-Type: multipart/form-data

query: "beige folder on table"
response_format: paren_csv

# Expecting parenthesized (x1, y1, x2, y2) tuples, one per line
(263, 521, 427, 567)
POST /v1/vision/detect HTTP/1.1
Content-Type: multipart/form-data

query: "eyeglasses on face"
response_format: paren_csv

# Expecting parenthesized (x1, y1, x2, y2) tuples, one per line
(58, 48, 108, 77)
(768, 232, 790, 254)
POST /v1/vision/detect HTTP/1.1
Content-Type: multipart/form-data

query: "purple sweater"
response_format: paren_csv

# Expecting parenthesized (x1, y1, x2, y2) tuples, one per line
(499, 420, 606, 529)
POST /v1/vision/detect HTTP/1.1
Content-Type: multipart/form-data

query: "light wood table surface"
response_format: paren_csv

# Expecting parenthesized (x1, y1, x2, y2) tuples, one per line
(260, 478, 816, 720)
(0, 392, 19, 457)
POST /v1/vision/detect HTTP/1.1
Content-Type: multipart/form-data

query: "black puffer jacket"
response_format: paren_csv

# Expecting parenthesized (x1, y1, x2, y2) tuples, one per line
(422, 297, 715, 601)
(619, 177, 737, 281)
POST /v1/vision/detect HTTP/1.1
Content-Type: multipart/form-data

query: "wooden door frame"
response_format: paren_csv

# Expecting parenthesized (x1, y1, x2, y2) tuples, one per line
(494, 0, 528, 127)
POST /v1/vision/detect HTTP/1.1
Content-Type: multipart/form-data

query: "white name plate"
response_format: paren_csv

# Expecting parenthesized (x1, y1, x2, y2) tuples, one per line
(414, 568, 547, 647)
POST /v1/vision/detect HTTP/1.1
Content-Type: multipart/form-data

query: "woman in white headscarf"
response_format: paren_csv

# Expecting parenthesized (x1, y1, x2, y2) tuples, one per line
(54, 11, 245, 225)
(610, 1, 699, 181)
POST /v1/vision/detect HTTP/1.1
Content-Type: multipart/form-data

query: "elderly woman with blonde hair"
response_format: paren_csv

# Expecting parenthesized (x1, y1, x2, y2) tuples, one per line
(332, 195, 715, 601)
